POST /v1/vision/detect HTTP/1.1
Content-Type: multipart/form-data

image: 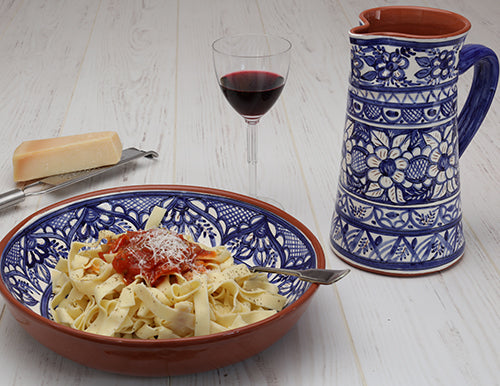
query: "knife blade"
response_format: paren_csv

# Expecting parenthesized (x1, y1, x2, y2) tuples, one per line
(0, 147, 158, 210)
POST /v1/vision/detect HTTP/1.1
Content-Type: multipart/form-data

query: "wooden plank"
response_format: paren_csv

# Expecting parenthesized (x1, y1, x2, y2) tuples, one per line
(62, 0, 178, 189)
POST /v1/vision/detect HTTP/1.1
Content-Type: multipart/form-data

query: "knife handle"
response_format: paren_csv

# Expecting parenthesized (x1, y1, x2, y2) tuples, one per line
(0, 189, 26, 210)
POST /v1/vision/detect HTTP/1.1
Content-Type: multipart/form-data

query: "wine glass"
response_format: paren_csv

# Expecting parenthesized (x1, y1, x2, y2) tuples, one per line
(212, 34, 291, 202)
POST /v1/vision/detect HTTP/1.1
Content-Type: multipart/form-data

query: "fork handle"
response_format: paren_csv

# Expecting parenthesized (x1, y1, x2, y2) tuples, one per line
(0, 189, 26, 210)
(251, 266, 349, 285)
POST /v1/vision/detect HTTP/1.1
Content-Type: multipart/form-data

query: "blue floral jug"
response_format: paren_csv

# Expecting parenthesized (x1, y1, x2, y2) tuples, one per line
(329, 6, 499, 275)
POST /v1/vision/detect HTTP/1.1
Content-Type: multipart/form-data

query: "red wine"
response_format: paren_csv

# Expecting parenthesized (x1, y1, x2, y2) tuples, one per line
(220, 70, 285, 118)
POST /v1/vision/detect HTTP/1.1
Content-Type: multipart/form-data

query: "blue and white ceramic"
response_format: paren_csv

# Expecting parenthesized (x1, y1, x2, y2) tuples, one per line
(330, 7, 499, 275)
(0, 185, 325, 375)
(1, 185, 323, 318)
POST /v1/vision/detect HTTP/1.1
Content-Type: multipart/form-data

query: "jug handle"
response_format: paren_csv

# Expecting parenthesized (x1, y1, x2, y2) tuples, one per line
(457, 44, 499, 157)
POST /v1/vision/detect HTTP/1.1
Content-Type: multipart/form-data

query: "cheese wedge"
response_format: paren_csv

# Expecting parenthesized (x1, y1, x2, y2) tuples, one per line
(13, 131, 122, 182)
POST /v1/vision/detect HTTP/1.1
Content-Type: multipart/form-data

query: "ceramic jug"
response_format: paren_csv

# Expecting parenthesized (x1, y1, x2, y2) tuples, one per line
(329, 6, 499, 275)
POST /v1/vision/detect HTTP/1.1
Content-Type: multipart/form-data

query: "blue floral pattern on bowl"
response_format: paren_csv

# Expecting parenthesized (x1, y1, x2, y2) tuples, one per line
(1, 188, 319, 319)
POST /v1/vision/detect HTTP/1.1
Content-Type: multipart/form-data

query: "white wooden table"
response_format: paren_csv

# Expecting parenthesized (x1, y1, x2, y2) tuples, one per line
(0, 1, 498, 385)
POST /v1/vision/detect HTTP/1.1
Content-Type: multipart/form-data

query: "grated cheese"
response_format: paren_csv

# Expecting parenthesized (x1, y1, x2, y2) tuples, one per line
(109, 228, 208, 286)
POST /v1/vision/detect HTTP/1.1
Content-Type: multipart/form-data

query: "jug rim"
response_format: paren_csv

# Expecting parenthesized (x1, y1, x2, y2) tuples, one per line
(350, 6, 471, 40)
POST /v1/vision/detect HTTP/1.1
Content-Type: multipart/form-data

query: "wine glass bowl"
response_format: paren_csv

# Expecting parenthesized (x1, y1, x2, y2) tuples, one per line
(219, 70, 286, 119)
(212, 34, 291, 198)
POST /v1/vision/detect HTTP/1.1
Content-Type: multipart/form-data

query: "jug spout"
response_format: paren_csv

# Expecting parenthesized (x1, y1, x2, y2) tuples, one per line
(351, 6, 471, 39)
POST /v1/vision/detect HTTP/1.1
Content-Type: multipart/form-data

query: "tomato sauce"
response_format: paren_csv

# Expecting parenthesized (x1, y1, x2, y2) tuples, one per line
(103, 228, 216, 287)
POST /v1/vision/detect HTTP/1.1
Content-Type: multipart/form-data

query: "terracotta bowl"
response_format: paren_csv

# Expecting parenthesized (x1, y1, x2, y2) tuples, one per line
(0, 185, 324, 376)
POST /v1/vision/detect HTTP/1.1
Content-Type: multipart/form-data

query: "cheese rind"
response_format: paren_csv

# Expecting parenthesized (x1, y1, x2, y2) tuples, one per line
(13, 131, 122, 182)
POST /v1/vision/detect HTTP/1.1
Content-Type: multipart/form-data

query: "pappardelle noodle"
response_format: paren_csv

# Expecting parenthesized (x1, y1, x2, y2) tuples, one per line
(50, 207, 287, 339)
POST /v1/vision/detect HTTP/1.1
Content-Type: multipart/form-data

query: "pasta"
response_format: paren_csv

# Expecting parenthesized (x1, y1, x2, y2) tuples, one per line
(50, 208, 286, 339)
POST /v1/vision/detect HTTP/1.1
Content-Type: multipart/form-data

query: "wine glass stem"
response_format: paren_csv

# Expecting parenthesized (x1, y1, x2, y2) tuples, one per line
(246, 119, 259, 197)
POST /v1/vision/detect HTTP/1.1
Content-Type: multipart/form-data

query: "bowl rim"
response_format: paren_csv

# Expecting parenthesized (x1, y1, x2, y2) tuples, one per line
(0, 184, 324, 347)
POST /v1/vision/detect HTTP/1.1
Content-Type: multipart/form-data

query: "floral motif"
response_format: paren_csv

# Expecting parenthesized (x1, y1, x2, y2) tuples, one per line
(351, 43, 462, 86)
(424, 127, 459, 198)
(357, 47, 410, 85)
(342, 137, 370, 178)
(365, 132, 411, 203)
(415, 49, 457, 81)
(403, 146, 433, 190)
(340, 122, 460, 204)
